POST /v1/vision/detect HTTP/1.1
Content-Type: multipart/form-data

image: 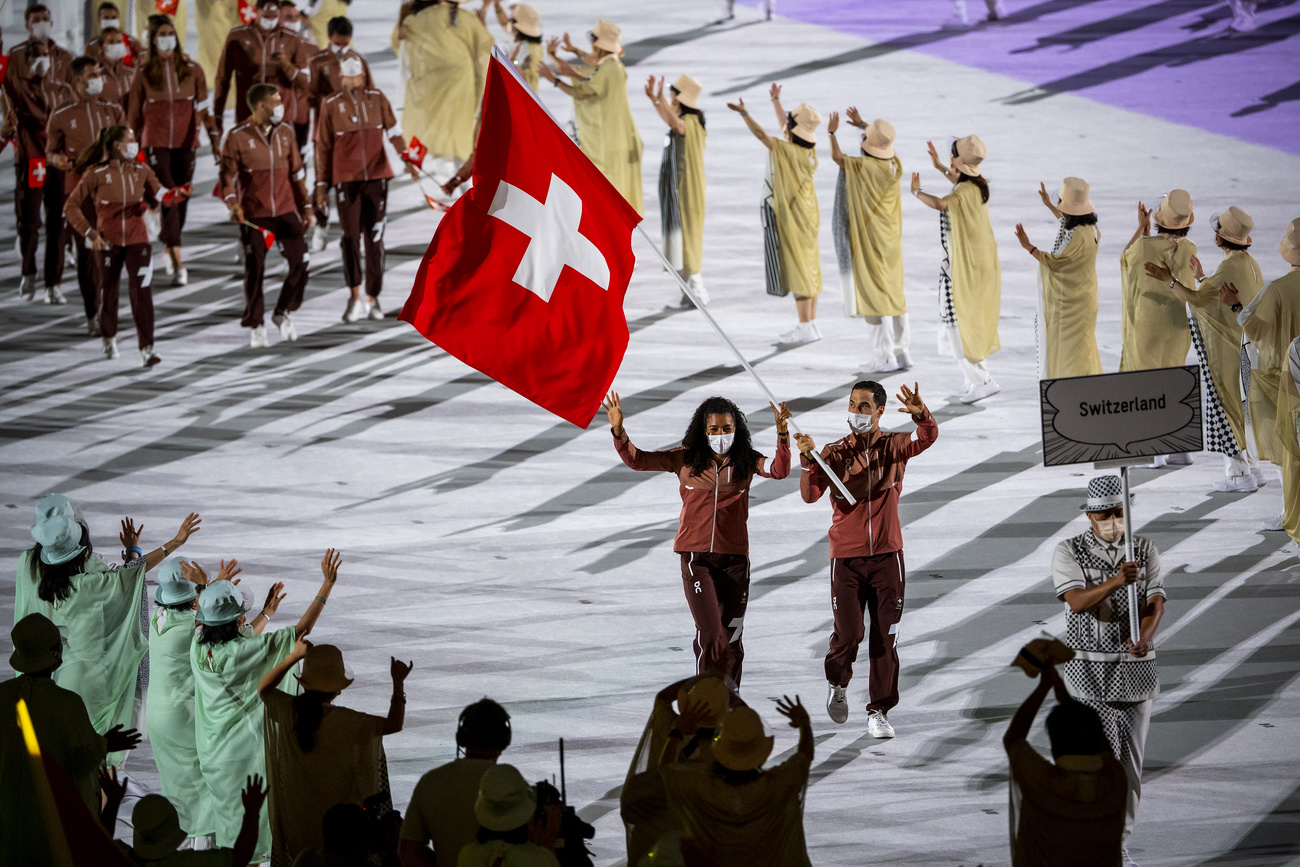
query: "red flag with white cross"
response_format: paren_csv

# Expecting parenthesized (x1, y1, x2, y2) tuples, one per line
(399, 48, 641, 427)
(237, 0, 257, 24)
(28, 158, 47, 189)
(402, 137, 427, 169)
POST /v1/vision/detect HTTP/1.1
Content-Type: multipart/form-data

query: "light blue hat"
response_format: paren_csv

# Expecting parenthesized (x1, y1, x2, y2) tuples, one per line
(196, 581, 249, 626)
(34, 493, 83, 525)
(32, 515, 87, 565)
(156, 557, 199, 606)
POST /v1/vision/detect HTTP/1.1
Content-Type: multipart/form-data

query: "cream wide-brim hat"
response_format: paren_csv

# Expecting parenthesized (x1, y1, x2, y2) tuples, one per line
(790, 102, 821, 144)
(861, 118, 896, 160)
(1215, 205, 1253, 245)
(712, 706, 774, 771)
(1153, 189, 1194, 230)
(510, 3, 540, 38)
(1281, 218, 1300, 266)
(475, 764, 537, 832)
(672, 74, 702, 109)
(1057, 177, 1093, 216)
(298, 644, 355, 693)
(675, 675, 730, 728)
(590, 19, 622, 54)
(952, 134, 987, 177)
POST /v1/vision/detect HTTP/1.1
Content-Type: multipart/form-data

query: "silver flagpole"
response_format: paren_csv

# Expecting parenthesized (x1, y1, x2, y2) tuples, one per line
(1120, 465, 1141, 643)
(634, 225, 857, 506)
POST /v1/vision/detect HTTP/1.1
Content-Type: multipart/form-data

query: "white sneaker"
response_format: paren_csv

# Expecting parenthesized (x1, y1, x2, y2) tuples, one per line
(1262, 512, 1286, 532)
(86, 315, 102, 337)
(781, 322, 821, 345)
(343, 298, 365, 323)
(960, 378, 1001, 404)
(826, 683, 849, 724)
(867, 709, 895, 738)
(173, 266, 188, 287)
(1122, 845, 1140, 867)
(141, 345, 161, 367)
(367, 299, 384, 321)
(46, 285, 67, 305)
(19, 274, 37, 300)
(895, 349, 913, 370)
(64, 246, 75, 268)
(686, 275, 710, 306)
(1252, 470, 1268, 488)
(272, 312, 298, 342)
(943, 0, 970, 28)
(1166, 452, 1193, 466)
(163, 256, 175, 277)
(250, 324, 270, 348)
(809, 321, 823, 341)
(865, 357, 901, 374)
(949, 383, 973, 400)
(102, 336, 119, 359)
(1148, 454, 1170, 469)
(989, 0, 1008, 20)
(310, 225, 327, 253)
(1214, 474, 1258, 493)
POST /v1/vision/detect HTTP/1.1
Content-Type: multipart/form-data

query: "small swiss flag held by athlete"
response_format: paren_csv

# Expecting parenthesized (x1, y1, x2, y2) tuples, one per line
(0, 55, 9, 86)
(402, 137, 427, 170)
(28, 158, 47, 189)
(237, 0, 257, 24)
(156, 0, 179, 14)
(399, 47, 641, 427)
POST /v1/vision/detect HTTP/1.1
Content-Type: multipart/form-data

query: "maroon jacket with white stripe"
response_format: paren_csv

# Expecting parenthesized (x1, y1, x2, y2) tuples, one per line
(45, 94, 125, 192)
(64, 160, 162, 246)
(219, 119, 307, 218)
(314, 87, 398, 187)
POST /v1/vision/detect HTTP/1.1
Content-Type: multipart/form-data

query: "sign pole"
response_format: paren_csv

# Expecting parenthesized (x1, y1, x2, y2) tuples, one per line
(1119, 465, 1141, 645)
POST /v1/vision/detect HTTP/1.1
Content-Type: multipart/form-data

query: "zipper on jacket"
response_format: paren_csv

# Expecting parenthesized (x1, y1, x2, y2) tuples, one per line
(709, 465, 720, 553)
(866, 446, 874, 556)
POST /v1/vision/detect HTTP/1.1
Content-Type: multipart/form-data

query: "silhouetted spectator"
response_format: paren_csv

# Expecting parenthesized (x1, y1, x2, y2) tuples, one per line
(458, 764, 560, 867)
(116, 781, 266, 866)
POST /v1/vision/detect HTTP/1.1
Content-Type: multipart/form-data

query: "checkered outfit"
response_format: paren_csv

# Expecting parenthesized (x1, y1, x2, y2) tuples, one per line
(1188, 309, 1244, 456)
(938, 210, 956, 325)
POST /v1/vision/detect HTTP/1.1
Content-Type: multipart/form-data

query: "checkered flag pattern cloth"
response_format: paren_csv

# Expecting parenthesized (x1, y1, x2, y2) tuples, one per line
(1188, 312, 1243, 456)
(938, 211, 956, 325)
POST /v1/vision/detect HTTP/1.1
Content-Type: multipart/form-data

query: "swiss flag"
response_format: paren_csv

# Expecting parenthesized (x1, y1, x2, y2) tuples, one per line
(259, 227, 275, 249)
(402, 137, 427, 169)
(156, 0, 179, 13)
(399, 48, 641, 427)
(238, 0, 257, 24)
(0, 55, 9, 86)
(28, 158, 47, 189)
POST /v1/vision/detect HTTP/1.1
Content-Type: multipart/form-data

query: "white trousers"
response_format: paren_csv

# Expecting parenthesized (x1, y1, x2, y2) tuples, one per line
(939, 323, 992, 388)
(863, 314, 910, 369)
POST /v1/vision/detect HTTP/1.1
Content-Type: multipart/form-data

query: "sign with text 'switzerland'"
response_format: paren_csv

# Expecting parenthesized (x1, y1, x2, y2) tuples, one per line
(1039, 366, 1202, 467)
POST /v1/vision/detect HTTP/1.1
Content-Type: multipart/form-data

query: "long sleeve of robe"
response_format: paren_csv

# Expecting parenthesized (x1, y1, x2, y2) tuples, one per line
(943, 181, 1001, 361)
(568, 55, 644, 214)
(1038, 225, 1102, 379)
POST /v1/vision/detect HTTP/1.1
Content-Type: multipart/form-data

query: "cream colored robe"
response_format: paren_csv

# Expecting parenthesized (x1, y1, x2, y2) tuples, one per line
(569, 55, 644, 214)
(838, 154, 904, 317)
(1120, 234, 1197, 371)
(196, 0, 236, 96)
(393, 3, 493, 162)
(679, 114, 707, 276)
(943, 181, 1001, 361)
(771, 139, 821, 298)
(516, 40, 544, 92)
(307, 0, 349, 47)
(1188, 249, 1263, 449)
(1038, 224, 1102, 379)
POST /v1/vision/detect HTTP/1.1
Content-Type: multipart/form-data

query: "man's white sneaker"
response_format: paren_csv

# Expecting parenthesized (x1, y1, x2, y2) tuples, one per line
(18, 274, 37, 300)
(960, 378, 1001, 404)
(1214, 474, 1258, 493)
(102, 337, 119, 360)
(272, 312, 298, 342)
(1252, 470, 1268, 488)
(686, 275, 710, 306)
(173, 266, 188, 287)
(864, 357, 901, 374)
(343, 298, 365, 323)
(1166, 452, 1193, 466)
(367, 299, 384, 320)
(86, 315, 102, 337)
(826, 683, 849, 724)
(250, 324, 270, 348)
(163, 256, 175, 277)
(867, 709, 895, 738)
(310, 225, 327, 253)
(46, 285, 67, 305)
(895, 349, 913, 370)
(141, 345, 161, 367)
(1262, 512, 1286, 532)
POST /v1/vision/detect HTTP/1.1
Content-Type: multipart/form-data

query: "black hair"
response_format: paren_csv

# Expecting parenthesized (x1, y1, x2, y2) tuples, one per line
(681, 396, 759, 479)
(785, 113, 814, 149)
(144, 14, 190, 88)
(1156, 225, 1189, 238)
(327, 15, 352, 36)
(255, 0, 279, 8)
(25, 4, 51, 21)
(73, 124, 129, 173)
(97, 1, 119, 12)
(456, 698, 512, 752)
(322, 803, 370, 855)
(1215, 225, 1250, 251)
(850, 380, 887, 409)
(70, 55, 99, 78)
(293, 690, 335, 753)
(158, 598, 198, 612)
(197, 620, 242, 645)
(278, 0, 296, 7)
(950, 141, 989, 203)
(34, 523, 92, 604)
(1046, 700, 1109, 757)
(477, 825, 530, 844)
(669, 88, 706, 129)
(1062, 212, 1098, 230)
(408, 0, 439, 16)
(513, 29, 542, 44)
(247, 82, 278, 110)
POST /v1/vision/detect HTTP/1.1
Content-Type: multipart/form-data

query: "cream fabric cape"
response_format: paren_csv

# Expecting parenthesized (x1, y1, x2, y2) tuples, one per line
(837, 154, 905, 317)
(1037, 225, 1102, 379)
(570, 55, 644, 214)
(1189, 250, 1264, 448)
(308, 0, 350, 48)
(943, 181, 1001, 360)
(678, 113, 707, 275)
(196, 0, 236, 98)
(393, 3, 493, 161)
(517, 41, 544, 92)
(771, 139, 821, 298)
(1119, 235, 1197, 371)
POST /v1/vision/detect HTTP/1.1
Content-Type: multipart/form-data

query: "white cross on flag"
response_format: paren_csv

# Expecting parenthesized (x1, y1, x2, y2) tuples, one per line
(399, 48, 641, 427)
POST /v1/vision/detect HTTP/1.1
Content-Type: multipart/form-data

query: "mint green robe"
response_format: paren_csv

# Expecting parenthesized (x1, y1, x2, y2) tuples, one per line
(147, 607, 214, 836)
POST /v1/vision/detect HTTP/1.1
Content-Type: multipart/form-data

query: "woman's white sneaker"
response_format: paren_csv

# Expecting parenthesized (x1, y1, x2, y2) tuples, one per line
(343, 298, 365, 323)
(250, 324, 270, 348)
(867, 709, 895, 738)
(272, 312, 298, 342)
(141, 345, 161, 367)
(367, 299, 384, 320)
(102, 337, 119, 360)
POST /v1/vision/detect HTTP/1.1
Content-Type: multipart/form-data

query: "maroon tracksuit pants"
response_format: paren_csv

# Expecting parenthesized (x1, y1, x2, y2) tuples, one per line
(680, 552, 749, 685)
(825, 551, 905, 714)
(145, 147, 196, 247)
(239, 213, 308, 327)
(70, 198, 102, 321)
(98, 244, 155, 348)
(337, 179, 388, 298)
(13, 162, 65, 283)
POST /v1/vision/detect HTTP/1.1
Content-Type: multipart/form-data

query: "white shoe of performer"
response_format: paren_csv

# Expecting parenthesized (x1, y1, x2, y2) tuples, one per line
(272, 312, 298, 342)
(1214, 474, 1258, 493)
(867, 709, 895, 738)
(310, 225, 328, 253)
(19, 274, 37, 300)
(343, 297, 365, 323)
(944, 0, 971, 28)
(102, 336, 119, 360)
(895, 349, 913, 370)
(686, 274, 710, 306)
(163, 256, 175, 277)
(86, 315, 102, 337)
(1262, 512, 1286, 532)
(1166, 452, 1193, 466)
(1122, 845, 1140, 867)
(46, 285, 67, 305)
(779, 322, 818, 345)
(1252, 469, 1268, 488)
(826, 683, 849, 724)
(367, 299, 384, 321)
(864, 356, 901, 374)
(989, 0, 1008, 20)
(141, 345, 161, 367)
(960, 377, 1001, 404)
(250, 324, 270, 349)
(174, 266, 188, 287)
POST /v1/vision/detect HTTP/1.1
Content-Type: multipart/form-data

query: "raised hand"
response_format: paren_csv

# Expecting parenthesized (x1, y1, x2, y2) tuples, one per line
(241, 774, 268, 813)
(99, 766, 126, 803)
(173, 512, 201, 545)
(603, 391, 624, 435)
(263, 581, 287, 617)
(217, 559, 242, 583)
(120, 517, 142, 551)
(656, 76, 665, 101)
(1190, 255, 1205, 281)
(291, 636, 311, 659)
(104, 724, 142, 753)
(538, 60, 557, 83)
(926, 139, 943, 170)
(910, 171, 922, 195)
(768, 82, 782, 101)
(1039, 181, 1053, 209)
(1136, 201, 1151, 235)
(845, 105, 865, 128)
(643, 73, 655, 100)
(320, 549, 342, 586)
(1014, 223, 1034, 253)
(771, 401, 792, 434)
(775, 694, 809, 728)
(896, 382, 926, 418)
(180, 560, 210, 586)
(546, 35, 560, 57)
(391, 656, 414, 685)
(827, 111, 839, 135)
(726, 98, 746, 114)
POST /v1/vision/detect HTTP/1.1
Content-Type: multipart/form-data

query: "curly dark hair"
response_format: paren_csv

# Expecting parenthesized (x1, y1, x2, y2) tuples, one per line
(681, 396, 759, 478)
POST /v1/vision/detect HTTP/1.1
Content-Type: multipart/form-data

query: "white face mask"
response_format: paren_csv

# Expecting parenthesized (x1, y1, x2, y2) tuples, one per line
(707, 433, 734, 455)
(120, 141, 139, 160)
(847, 412, 875, 433)
(331, 42, 348, 54)
(339, 57, 363, 78)
(100, 18, 119, 31)
(258, 15, 279, 30)
(155, 35, 177, 53)
(1091, 516, 1123, 543)
(85, 76, 105, 96)
(30, 56, 51, 75)
(29, 20, 53, 41)
(269, 104, 285, 123)
(104, 43, 127, 61)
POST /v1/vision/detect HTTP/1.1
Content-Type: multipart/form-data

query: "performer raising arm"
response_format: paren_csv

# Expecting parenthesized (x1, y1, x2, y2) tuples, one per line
(604, 393, 792, 685)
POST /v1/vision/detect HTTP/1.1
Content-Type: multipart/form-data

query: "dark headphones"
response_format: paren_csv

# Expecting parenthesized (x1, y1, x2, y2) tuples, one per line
(455, 698, 512, 753)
